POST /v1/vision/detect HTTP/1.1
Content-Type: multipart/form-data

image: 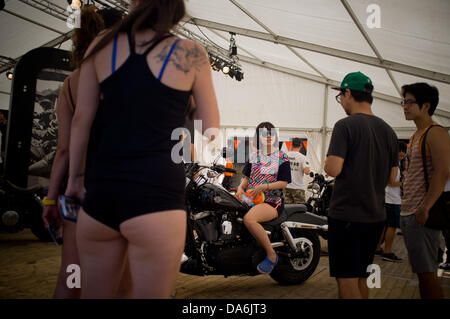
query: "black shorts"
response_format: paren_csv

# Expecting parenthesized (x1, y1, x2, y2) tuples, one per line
(265, 202, 284, 216)
(328, 217, 385, 278)
(385, 203, 401, 228)
(82, 181, 185, 232)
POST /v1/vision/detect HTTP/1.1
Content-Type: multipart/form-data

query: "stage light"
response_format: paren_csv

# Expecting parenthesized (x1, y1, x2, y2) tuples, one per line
(212, 62, 220, 72)
(6, 71, 13, 80)
(228, 68, 236, 79)
(235, 70, 244, 81)
(207, 52, 243, 81)
(209, 56, 220, 71)
(222, 65, 230, 74)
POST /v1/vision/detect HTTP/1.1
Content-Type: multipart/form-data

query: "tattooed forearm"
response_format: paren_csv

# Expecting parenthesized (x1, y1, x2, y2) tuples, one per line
(155, 41, 208, 74)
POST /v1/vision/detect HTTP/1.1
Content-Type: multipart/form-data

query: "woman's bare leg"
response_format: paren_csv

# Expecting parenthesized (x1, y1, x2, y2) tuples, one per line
(116, 253, 133, 299)
(120, 210, 186, 298)
(53, 219, 80, 299)
(243, 203, 278, 262)
(76, 209, 128, 298)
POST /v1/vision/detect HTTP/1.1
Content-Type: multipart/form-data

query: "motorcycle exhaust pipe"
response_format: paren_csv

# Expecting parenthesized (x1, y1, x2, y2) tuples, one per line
(282, 221, 328, 231)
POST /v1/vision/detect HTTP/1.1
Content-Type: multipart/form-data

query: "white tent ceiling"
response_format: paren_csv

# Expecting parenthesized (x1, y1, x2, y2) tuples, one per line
(1, 0, 449, 169)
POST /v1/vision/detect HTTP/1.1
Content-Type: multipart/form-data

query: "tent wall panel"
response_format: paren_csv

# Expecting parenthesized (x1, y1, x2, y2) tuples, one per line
(212, 62, 324, 128)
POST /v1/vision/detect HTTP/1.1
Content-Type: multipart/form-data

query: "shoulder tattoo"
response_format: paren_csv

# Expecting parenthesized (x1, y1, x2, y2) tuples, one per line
(155, 41, 207, 74)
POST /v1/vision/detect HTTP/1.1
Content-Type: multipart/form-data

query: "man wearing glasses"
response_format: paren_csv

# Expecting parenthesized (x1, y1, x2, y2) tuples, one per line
(325, 72, 399, 298)
(400, 82, 448, 299)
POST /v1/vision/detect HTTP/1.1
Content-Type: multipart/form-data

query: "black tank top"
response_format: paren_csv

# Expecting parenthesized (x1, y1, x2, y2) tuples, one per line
(85, 31, 191, 185)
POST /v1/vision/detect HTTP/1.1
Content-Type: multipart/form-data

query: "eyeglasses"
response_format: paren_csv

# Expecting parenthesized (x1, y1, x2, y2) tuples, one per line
(400, 99, 418, 107)
(335, 91, 344, 103)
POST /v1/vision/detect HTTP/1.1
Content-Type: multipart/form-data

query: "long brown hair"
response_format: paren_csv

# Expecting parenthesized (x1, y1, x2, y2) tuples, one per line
(72, 5, 105, 68)
(84, 0, 186, 62)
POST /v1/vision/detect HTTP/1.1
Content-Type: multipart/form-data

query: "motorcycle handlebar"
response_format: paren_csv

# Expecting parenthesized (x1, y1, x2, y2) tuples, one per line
(211, 164, 237, 174)
(309, 171, 331, 185)
(185, 163, 236, 178)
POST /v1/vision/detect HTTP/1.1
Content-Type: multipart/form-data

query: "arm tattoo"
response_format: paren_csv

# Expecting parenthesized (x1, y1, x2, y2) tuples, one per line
(155, 41, 207, 74)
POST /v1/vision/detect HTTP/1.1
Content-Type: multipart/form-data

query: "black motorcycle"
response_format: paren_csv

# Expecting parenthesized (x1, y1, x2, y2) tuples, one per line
(306, 172, 334, 218)
(0, 177, 51, 241)
(181, 162, 328, 285)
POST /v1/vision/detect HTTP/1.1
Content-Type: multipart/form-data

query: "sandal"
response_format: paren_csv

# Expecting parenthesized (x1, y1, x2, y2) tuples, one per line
(257, 254, 278, 274)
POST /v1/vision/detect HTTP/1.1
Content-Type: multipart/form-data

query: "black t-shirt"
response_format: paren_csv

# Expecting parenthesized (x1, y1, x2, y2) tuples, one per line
(327, 113, 398, 222)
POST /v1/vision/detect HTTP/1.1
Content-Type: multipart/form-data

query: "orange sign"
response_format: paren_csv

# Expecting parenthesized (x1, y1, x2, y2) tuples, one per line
(285, 141, 292, 151)
(234, 139, 241, 150)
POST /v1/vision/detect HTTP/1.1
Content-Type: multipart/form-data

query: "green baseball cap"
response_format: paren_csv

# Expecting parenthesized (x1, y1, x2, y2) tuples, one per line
(332, 71, 374, 93)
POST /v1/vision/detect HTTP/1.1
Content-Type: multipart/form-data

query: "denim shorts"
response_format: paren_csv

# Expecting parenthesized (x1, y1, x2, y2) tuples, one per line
(400, 214, 440, 274)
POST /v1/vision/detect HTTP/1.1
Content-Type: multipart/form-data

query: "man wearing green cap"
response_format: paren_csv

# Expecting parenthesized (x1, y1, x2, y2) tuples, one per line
(324, 72, 399, 299)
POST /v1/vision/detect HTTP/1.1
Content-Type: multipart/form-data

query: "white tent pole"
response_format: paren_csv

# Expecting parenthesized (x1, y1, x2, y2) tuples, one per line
(184, 17, 450, 84)
(227, 0, 327, 79)
(181, 17, 450, 120)
(237, 55, 396, 102)
(17, 0, 68, 21)
(0, 31, 73, 74)
(321, 85, 329, 173)
(3, 9, 65, 35)
(202, 27, 263, 62)
(340, 0, 401, 96)
(237, 55, 450, 120)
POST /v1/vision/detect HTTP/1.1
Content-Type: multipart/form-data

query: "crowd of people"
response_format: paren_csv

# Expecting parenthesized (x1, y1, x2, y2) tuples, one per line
(37, 0, 449, 299)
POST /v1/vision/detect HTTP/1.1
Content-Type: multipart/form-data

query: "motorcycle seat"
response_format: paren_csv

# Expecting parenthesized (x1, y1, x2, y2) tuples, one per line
(284, 204, 307, 215)
(5, 180, 43, 194)
(262, 204, 307, 227)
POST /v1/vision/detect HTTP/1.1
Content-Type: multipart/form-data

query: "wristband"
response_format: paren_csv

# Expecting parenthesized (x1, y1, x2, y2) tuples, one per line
(43, 196, 57, 206)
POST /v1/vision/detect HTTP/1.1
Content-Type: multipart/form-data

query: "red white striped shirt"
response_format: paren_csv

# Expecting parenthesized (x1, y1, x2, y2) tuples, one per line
(401, 129, 434, 216)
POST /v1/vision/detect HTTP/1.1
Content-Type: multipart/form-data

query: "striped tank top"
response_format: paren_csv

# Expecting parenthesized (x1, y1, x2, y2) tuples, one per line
(401, 125, 434, 216)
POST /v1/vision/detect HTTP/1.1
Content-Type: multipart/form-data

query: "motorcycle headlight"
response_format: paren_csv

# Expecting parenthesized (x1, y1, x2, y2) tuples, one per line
(311, 184, 320, 193)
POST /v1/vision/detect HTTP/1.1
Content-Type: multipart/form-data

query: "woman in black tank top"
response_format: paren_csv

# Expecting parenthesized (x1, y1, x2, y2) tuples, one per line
(65, 0, 219, 298)
(41, 5, 135, 299)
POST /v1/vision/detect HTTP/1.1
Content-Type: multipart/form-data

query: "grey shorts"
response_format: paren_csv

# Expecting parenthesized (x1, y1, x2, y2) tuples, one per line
(400, 214, 440, 274)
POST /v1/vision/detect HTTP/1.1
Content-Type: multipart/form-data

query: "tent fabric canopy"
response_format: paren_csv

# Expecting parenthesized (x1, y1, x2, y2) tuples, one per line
(1, 0, 449, 171)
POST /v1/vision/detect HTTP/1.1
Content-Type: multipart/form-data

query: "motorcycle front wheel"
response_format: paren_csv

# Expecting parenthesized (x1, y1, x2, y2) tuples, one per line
(270, 229, 321, 285)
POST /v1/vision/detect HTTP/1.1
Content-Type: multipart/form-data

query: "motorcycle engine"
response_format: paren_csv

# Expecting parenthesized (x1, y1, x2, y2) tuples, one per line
(192, 210, 242, 244)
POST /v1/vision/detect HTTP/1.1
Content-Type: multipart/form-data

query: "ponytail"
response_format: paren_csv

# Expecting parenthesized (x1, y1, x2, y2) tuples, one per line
(72, 4, 105, 68)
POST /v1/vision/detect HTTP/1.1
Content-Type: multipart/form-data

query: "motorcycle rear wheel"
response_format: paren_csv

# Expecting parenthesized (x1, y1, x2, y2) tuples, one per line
(270, 229, 320, 285)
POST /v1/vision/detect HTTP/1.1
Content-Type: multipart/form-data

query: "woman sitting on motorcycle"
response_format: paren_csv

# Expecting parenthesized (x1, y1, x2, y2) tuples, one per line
(235, 122, 291, 274)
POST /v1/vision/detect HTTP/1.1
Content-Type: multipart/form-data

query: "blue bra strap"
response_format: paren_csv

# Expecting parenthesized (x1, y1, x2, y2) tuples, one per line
(112, 34, 119, 72)
(158, 39, 180, 81)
